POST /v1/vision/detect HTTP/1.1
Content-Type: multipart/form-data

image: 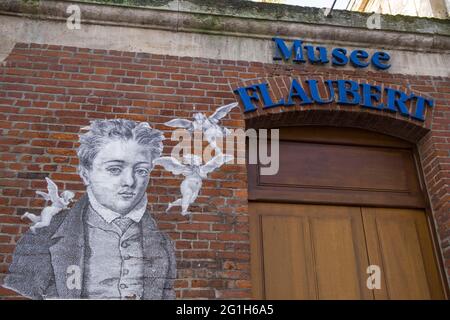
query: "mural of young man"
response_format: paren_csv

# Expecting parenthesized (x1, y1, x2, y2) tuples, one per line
(3, 119, 177, 300)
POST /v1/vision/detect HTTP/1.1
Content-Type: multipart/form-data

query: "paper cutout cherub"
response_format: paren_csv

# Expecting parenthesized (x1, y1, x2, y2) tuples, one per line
(21, 177, 75, 233)
(154, 153, 233, 216)
(164, 102, 238, 153)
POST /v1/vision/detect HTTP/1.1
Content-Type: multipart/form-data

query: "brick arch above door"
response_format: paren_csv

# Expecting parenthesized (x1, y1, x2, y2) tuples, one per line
(245, 109, 429, 143)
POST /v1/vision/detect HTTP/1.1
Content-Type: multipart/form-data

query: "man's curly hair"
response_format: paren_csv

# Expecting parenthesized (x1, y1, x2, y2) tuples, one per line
(77, 119, 164, 172)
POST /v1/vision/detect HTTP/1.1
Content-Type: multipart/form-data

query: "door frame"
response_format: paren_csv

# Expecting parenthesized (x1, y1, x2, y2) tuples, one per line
(247, 126, 449, 299)
(411, 148, 450, 298)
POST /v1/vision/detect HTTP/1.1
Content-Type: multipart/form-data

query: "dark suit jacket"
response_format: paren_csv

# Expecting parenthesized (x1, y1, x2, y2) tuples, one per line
(2, 195, 176, 300)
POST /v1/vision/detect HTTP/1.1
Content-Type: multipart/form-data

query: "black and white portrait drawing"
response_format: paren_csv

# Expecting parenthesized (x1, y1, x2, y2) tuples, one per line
(3, 102, 236, 300)
(3, 119, 177, 300)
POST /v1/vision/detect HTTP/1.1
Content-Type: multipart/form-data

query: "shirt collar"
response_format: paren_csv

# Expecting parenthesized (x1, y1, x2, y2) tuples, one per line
(87, 187, 147, 224)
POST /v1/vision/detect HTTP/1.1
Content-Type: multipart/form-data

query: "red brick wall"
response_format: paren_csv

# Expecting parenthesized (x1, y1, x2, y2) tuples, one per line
(0, 43, 448, 298)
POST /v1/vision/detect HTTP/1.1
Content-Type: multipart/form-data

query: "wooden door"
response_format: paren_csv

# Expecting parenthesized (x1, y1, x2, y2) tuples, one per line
(362, 207, 445, 300)
(250, 203, 446, 300)
(250, 202, 373, 300)
(248, 127, 447, 299)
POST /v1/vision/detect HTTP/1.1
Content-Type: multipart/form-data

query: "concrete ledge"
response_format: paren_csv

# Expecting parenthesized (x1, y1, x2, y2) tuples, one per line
(0, 0, 449, 77)
(0, 0, 449, 52)
(76, 0, 450, 37)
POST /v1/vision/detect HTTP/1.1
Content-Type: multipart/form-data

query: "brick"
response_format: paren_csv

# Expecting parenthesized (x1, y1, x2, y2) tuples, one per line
(193, 241, 209, 249)
(43, 165, 58, 171)
(175, 241, 192, 250)
(0, 207, 15, 215)
(47, 148, 77, 156)
(35, 86, 65, 94)
(0, 138, 28, 145)
(182, 290, 215, 299)
(177, 223, 210, 231)
(0, 180, 29, 188)
(0, 154, 17, 162)
(34, 156, 51, 163)
(31, 140, 57, 147)
(174, 280, 188, 288)
(195, 232, 216, 240)
(217, 233, 248, 241)
(49, 173, 81, 181)
(1, 226, 20, 235)
(218, 290, 251, 299)
(235, 280, 252, 289)
(17, 172, 47, 180)
(9, 197, 28, 206)
(181, 232, 197, 240)
(191, 279, 209, 288)
(53, 156, 70, 163)
(2, 189, 20, 197)
(0, 236, 12, 244)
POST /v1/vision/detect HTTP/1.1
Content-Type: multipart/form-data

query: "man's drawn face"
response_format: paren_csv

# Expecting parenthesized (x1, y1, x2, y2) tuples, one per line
(82, 139, 153, 215)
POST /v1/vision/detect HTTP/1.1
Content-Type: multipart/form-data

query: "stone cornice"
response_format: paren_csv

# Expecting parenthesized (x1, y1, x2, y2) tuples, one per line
(0, 0, 449, 53)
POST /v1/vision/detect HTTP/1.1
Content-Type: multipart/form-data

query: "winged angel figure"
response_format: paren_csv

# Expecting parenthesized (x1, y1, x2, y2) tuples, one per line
(154, 153, 233, 216)
(164, 102, 238, 153)
(21, 177, 75, 233)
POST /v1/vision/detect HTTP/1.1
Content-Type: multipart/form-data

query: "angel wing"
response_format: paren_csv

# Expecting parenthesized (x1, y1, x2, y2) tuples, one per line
(164, 119, 193, 130)
(200, 154, 233, 177)
(35, 191, 51, 201)
(45, 177, 61, 204)
(208, 103, 238, 124)
(153, 157, 193, 176)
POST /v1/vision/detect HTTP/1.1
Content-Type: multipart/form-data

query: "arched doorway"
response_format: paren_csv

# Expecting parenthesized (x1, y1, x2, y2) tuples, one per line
(248, 126, 447, 299)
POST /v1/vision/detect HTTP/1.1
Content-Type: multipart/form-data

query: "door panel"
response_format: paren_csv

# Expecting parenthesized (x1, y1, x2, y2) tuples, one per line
(250, 203, 446, 300)
(362, 208, 445, 300)
(310, 216, 367, 299)
(250, 202, 373, 300)
(248, 128, 425, 208)
(260, 215, 312, 299)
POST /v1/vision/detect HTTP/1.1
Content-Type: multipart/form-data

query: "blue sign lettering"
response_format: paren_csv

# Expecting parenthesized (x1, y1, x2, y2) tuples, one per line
(272, 37, 391, 70)
(273, 38, 305, 63)
(360, 83, 384, 110)
(331, 48, 348, 66)
(234, 79, 433, 122)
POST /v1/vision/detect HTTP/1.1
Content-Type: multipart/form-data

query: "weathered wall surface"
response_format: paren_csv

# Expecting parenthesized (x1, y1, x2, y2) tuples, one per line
(0, 0, 449, 76)
(0, 0, 449, 299)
